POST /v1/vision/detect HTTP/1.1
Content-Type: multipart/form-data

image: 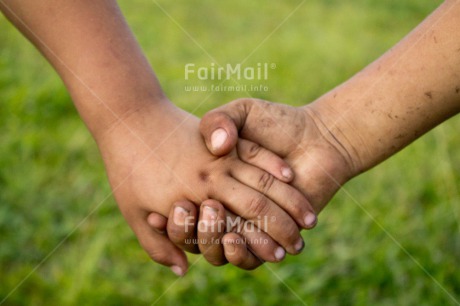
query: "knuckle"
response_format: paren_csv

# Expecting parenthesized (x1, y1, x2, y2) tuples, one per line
(289, 194, 307, 217)
(168, 226, 193, 243)
(247, 195, 270, 218)
(244, 142, 262, 160)
(282, 222, 300, 244)
(229, 253, 245, 266)
(231, 98, 252, 116)
(231, 98, 251, 106)
(204, 251, 228, 266)
(168, 228, 186, 242)
(257, 172, 275, 193)
(208, 258, 227, 267)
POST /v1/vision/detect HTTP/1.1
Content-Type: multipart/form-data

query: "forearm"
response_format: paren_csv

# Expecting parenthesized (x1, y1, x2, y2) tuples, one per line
(0, 0, 169, 139)
(309, 0, 460, 175)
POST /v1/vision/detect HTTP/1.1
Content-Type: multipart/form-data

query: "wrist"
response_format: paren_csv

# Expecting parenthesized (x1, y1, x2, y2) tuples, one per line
(91, 95, 180, 147)
(68, 72, 172, 140)
(302, 97, 368, 181)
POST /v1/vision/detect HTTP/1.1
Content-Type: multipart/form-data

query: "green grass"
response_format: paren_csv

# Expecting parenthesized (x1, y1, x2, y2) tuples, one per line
(1, 0, 459, 305)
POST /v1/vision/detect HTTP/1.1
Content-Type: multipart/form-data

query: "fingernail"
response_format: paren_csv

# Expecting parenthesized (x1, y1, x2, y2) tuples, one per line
(203, 206, 218, 221)
(274, 247, 285, 261)
(173, 206, 189, 226)
(304, 213, 317, 228)
(295, 237, 305, 252)
(281, 167, 293, 180)
(211, 128, 227, 151)
(171, 265, 184, 277)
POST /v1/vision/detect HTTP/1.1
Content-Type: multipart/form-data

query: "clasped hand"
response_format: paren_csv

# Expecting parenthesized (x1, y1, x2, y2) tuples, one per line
(116, 98, 353, 275)
(97, 98, 345, 276)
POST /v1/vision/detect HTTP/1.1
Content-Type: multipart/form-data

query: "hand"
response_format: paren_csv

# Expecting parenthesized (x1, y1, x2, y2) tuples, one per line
(97, 99, 317, 275)
(151, 0, 460, 274)
(148, 97, 355, 271)
(148, 199, 288, 271)
(199, 98, 356, 212)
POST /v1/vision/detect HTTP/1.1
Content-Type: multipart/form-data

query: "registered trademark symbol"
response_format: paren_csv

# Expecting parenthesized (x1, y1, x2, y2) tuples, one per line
(270, 63, 276, 69)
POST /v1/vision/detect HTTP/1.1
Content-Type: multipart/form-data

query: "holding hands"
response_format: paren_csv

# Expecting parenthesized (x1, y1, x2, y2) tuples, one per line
(99, 98, 317, 275)
(3, 0, 460, 278)
(148, 98, 353, 273)
(156, 0, 460, 271)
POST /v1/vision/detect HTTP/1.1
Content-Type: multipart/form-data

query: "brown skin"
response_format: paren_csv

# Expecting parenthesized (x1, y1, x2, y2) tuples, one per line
(155, 0, 460, 268)
(0, 0, 317, 276)
(162, 199, 284, 270)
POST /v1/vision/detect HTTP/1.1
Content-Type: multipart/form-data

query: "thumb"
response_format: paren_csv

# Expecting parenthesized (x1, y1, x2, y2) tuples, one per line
(199, 98, 252, 156)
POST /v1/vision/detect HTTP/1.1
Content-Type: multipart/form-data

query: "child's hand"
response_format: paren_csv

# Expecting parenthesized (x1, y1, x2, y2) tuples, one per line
(199, 98, 354, 213)
(97, 99, 316, 275)
(151, 98, 354, 269)
(148, 199, 288, 271)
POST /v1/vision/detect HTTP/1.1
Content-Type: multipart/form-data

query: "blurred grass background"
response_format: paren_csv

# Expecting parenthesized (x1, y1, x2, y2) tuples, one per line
(1, 0, 459, 305)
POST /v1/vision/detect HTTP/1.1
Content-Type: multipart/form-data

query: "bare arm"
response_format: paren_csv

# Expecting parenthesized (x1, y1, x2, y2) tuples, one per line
(0, 0, 166, 138)
(311, 0, 460, 174)
(192, 0, 460, 265)
(200, 0, 460, 185)
(0, 0, 317, 273)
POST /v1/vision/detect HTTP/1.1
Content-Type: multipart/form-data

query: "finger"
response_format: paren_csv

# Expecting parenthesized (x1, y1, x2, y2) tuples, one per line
(230, 163, 317, 229)
(134, 219, 188, 277)
(215, 177, 304, 255)
(226, 209, 286, 263)
(201, 98, 300, 158)
(197, 200, 227, 266)
(222, 232, 263, 270)
(196, 201, 285, 265)
(237, 139, 294, 183)
(167, 200, 200, 254)
(200, 99, 254, 156)
(147, 212, 167, 234)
